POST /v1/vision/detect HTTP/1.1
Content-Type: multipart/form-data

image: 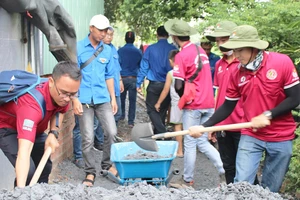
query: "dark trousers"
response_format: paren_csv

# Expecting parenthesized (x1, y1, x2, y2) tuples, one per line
(217, 131, 240, 184)
(146, 81, 171, 134)
(0, 128, 52, 186)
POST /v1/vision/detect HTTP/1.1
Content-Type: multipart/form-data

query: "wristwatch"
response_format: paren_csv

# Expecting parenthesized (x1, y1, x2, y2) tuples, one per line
(263, 110, 272, 120)
(49, 130, 59, 139)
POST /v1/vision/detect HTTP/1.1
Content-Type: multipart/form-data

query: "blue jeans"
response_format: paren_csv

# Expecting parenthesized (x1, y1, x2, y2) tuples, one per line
(73, 115, 103, 160)
(235, 135, 293, 192)
(120, 77, 137, 125)
(94, 96, 122, 144)
(182, 108, 224, 182)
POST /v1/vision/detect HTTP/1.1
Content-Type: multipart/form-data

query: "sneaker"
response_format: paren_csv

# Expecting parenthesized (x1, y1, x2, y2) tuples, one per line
(128, 124, 134, 128)
(93, 142, 103, 151)
(73, 159, 84, 169)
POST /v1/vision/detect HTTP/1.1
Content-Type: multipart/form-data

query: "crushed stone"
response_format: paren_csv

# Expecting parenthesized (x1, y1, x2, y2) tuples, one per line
(0, 181, 288, 200)
(124, 150, 172, 160)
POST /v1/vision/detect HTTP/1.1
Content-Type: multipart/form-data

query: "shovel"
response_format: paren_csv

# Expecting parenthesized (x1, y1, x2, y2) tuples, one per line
(29, 146, 52, 186)
(131, 122, 253, 152)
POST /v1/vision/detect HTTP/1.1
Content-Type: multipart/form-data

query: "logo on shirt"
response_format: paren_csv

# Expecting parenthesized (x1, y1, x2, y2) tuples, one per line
(22, 119, 34, 131)
(174, 65, 179, 71)
(241, 76, 246, 83)
(218, 66, 223, 73)
(266, 69, 277, 80)
(99, 58, 107, 63)
(238, 76, 249, 86)
(292, 70, 298, 78)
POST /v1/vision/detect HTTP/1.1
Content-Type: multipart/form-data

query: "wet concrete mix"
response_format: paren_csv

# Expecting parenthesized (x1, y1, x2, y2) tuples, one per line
(124, 150, 172, 160)
(0, 181, 288, 200)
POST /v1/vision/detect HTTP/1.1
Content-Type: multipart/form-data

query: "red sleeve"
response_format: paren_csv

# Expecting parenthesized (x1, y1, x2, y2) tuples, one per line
(282, 55, 300, 89)
(16, 103, 42, 143)
(225, 72, 241, 101)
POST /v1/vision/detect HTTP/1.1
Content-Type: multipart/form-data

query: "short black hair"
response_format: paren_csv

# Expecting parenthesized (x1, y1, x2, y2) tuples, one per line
(177, 36, 190, 41)
(125, 31, 135, 43)
(157, 26, 169, 37)
(168, 49, 179, 61)
(201, 42, 213, 46)
(52, 61, 82, 82)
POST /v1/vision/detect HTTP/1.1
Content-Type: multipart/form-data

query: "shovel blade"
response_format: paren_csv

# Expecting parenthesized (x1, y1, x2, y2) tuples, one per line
(131, 123, 158, 152)
(0, 149, 15, 190)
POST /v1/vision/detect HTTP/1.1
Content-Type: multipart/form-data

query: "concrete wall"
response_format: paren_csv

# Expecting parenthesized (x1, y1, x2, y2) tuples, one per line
(0, 8, 25, 71)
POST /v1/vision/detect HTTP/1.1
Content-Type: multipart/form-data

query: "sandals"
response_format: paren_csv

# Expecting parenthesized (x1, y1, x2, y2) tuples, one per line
(108, 166, 119, 177)
(82, 173, 96, 187)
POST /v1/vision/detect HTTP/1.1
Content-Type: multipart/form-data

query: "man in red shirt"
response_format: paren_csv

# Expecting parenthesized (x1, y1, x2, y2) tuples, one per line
(205, 21, 241, 184)
(189, 25, 300, 192)
(165, 19, 225, 187)
(0, 61, 81, 187)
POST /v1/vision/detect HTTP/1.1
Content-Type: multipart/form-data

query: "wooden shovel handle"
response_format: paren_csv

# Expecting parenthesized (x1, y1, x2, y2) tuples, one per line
(29, 147, 52, 186)
(152, 122, 253, 139)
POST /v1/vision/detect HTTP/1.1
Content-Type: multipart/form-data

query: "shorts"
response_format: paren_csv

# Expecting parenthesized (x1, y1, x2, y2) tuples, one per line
(170, 105, 183, 124)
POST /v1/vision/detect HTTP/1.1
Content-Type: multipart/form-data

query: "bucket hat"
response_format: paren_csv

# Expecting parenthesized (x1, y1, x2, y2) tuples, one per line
(220, 25, 269, 51)
(206, 21, 237, 42)
(164, 19, 198, 36)
(90, 14, 111, 30)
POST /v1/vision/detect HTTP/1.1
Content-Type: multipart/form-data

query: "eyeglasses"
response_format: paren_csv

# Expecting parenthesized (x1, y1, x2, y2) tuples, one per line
(54, 80, 79, 99)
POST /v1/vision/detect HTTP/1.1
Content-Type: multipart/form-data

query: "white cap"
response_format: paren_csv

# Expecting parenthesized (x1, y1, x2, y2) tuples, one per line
(89, 14, 111, 30)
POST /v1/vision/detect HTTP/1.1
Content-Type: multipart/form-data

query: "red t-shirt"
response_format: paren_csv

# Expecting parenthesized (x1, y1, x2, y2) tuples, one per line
(0, 81, 69, 142)
(173, 42, 214, 109)
(226, 51, 299, 142)
(214, 57, 244, 131)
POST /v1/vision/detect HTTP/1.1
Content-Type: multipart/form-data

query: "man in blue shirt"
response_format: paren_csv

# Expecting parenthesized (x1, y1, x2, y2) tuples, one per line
(94, 26, 124, 146)
(118, 31, 142, 127)
(137, 26, 177, 134)
(72, 14, 118, 187)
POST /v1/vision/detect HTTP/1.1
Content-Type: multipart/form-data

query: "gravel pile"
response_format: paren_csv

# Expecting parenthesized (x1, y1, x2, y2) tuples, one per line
(0, 181, 287, 200)
(124, 150, 172, 160)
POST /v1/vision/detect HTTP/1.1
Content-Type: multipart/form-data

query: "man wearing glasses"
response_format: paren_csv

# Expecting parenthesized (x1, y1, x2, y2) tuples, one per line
(0, 61, 81, 187)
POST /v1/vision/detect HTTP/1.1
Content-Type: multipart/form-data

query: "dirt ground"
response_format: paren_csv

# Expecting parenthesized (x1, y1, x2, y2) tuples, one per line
(50, 94, 221, 190)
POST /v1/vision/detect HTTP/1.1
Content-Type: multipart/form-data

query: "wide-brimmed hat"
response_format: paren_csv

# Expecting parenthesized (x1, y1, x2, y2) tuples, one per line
(206, 21, 237, 42)
(220, 25, 269, 51)
(90, 14, 111, 30)
(164, 19, 198, 36)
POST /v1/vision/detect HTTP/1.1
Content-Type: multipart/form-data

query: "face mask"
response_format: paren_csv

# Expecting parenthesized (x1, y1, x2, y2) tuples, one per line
(171, 37, 179, 49)
(223, 50, 233, 56)
(242, 50, 263, 71)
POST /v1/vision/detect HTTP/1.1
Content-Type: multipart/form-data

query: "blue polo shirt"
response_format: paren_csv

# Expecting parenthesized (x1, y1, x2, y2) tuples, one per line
(137, 39, 177, 87)
(209, 52, 220, 82)
(118, 43, 142, 76)
(77, 35, 114, 104)
(109, 43, 122, 97)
